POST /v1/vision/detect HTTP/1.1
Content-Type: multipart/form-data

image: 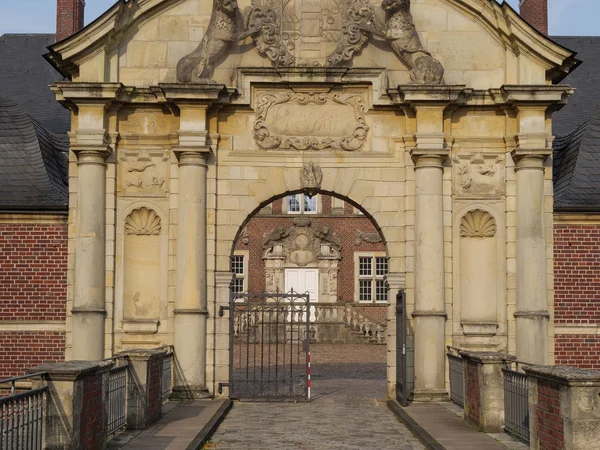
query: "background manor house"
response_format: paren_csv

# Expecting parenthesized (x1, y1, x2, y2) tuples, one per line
(1, 0, 600, 403)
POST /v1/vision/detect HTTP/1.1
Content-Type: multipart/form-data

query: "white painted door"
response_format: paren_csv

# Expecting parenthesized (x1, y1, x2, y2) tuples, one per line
(285, 269, 319, 322)
(284, 268, 319, 302)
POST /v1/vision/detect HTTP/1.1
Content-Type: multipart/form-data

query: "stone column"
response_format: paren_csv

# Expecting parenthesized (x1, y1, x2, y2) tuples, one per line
(513, 151, 550, 365)
(385, 273, 406, 399)
(411, 149, 447, 401)
(173, 145, 210, 397)
(71, 129, 111, 361)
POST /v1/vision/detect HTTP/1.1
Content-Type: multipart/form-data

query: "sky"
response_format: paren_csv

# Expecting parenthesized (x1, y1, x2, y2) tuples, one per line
(0, 0, 598, 36)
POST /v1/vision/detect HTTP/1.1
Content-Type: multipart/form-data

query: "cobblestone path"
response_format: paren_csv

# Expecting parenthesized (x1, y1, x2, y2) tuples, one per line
(208, 344, 424, 450)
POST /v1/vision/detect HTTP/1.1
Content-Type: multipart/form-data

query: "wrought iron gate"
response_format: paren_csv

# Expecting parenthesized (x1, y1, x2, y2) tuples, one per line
(228, 291, 310, 401)
(396, 289, 409, 406)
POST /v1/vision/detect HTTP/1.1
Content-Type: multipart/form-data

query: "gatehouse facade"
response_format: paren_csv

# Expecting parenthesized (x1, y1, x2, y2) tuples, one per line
(42, 0, 577, 400)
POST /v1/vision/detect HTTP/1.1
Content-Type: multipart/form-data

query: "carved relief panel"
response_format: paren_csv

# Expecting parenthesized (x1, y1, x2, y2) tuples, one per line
(254, 88, 370, 151)
(118, 150, 169, 198)
(452, 153, 505, 198)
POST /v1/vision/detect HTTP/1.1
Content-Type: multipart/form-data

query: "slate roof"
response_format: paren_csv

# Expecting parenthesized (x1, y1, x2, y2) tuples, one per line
(0, 33, 69, 135)
(552, 37, 600, 137)
(0, 97, 69, 211)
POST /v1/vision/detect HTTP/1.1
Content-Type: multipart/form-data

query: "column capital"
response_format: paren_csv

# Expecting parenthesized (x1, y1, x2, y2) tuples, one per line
(511, 149, 549, 171)
(385, 273, 405, 290)
(71, 129, 112, 163)
(215, 271, 234, 288)
(174, 148, 210, 166)
(410, 149, 448, 168)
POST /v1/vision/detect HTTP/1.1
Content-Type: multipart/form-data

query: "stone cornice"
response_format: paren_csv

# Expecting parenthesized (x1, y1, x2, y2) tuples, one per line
(523, 365, 600, 387)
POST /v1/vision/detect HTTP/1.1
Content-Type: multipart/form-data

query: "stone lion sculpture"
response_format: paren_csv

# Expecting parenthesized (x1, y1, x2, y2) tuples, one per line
(363, 0, 445, 84)
(176, 0, 259, 83)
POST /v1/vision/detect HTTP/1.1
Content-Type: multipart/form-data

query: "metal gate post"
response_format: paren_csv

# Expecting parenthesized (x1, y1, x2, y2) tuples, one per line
(396, 289, 408, 406)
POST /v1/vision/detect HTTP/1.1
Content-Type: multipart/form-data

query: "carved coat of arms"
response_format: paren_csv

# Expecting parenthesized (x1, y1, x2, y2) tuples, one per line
(247, 0, 372, 67)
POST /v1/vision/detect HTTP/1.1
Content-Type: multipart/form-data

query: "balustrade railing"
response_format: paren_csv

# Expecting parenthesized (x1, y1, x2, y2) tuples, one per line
(503, 359, 530, 445)
(107, 358, 129, 435)
(447, 346, 465, 408)
(342, 304, 386, 344)
(0, 373, 47, 450)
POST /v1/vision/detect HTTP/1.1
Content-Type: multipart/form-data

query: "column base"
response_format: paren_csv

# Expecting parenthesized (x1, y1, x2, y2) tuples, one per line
(170, 386, 211, 400)
(412, 389, 448, 402)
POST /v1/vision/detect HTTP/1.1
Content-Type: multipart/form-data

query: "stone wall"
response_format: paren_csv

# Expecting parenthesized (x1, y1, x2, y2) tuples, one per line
(554, 221, 600, 368)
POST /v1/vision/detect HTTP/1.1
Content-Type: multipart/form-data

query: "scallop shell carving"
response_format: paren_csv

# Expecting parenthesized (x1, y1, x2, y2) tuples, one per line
(125, 208, 161, 236)
(460, 210, 496, 238)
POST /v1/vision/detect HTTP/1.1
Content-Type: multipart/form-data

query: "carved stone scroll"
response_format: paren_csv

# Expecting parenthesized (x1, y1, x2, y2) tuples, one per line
(460, 210, 496, 238)
(125, 208, 162, 236)
(254, 91, 369, 151)
(453, 154, 504, 198)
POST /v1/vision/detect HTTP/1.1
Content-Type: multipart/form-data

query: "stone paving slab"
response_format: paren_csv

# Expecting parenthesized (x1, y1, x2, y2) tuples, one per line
(398, 403, 510, 450)
(110, 399, 230, 450)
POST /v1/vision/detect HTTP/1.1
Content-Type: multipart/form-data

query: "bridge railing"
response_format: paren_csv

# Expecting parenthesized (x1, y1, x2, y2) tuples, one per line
(446, 346, 464, 408)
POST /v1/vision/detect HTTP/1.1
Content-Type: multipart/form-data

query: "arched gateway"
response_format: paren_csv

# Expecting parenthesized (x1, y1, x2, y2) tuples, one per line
(45, 0, 577, 401)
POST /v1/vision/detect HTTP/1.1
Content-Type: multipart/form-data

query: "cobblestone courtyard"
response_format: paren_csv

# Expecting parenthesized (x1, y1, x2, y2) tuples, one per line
(208, 344, 424, 449)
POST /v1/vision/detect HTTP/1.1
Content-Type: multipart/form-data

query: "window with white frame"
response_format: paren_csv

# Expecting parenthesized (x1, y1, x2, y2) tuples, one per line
(231, 253, 247, 299)
(286, 194, 318, 214)
(357, 255, 388, 303)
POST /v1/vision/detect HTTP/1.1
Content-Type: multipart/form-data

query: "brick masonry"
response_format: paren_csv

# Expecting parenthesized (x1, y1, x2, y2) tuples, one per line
(0, 223, 68, 321)
(56, 0, 85, 42)
(464, 360, 480, 426)
(80, 373, 104, 449)
(0, 332, 65, 379)
(534, 380, 564, 450)
(520, 0, 548, 36)
(554, 224, 600, 367)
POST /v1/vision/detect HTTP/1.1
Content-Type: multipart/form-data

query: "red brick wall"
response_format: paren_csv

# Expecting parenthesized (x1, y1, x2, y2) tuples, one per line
(520, 0, 548, 35)
(236, 210, 385, 302)
(147, 357, 163, 424)
(0, 332, 65, 379)
(464, 360, 480, 425)
(80, 373, 104, 449)
(534, 380, 564, 450)
(0, 223, 68, 321)
(554, 224, 600, 367)
(555, 335, 600, 369)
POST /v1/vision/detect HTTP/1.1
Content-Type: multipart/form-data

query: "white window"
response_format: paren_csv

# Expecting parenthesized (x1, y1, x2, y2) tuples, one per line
(356, 254, 388, 303)
(286, 194, 318, 214)
(231, 252, 248, 300)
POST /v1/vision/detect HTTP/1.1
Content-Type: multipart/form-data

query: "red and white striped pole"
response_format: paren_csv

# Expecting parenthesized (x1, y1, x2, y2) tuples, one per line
(307, 351, 311, 400)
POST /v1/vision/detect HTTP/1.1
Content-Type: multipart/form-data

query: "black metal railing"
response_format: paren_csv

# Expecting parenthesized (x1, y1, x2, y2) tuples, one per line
(503, 359, 530, 445)
(161, 352, 172, 402)
(0, 373, 47, 450)
(107, 359, 128, 435)
(447, 346, 465, 408)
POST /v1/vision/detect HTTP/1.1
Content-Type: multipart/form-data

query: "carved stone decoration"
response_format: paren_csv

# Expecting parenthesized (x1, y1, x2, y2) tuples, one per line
(360, 0, 444, 84)
(119, 150, 169, 198)
(355, 230, 383, 245)
(176, 0, 260, 82)
(247, 1, 295, 67)
(301, 162, 323, 196)
(125, 208, 162, 236)
(263, 219, 342, 266)
(460, 210, 496, 238)
(254, 90, 369, 151)
(452, 153, 504, 198)
(326, 0, 373, 66)
(249, 0, 371, 68)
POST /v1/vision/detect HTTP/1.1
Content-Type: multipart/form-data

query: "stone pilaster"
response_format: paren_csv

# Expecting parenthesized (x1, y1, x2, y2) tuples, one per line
(385, 273, 406, 399)
(214, 271, 234, 398)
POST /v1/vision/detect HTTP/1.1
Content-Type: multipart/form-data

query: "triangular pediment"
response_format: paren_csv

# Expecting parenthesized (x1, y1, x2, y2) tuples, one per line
(46, 0, 578, 89)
